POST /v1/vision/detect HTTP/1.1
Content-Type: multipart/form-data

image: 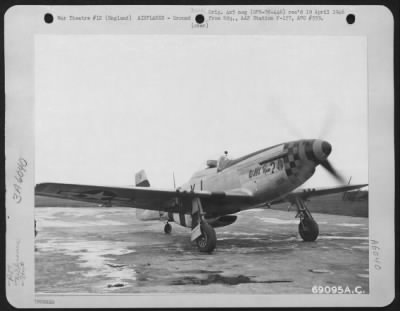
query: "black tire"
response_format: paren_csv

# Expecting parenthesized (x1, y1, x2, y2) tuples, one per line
(164, 223, 172, 234)
(299, 217, 319, 241)
(196, 222, 217, 253)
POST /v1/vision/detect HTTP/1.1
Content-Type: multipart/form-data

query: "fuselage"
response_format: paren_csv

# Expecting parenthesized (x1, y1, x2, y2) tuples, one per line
(180, 139, 331, 211)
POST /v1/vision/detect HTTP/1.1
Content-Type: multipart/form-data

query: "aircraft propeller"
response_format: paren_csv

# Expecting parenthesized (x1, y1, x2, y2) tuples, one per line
(319, 159, 346, 184)
(272, 102, 345, 184)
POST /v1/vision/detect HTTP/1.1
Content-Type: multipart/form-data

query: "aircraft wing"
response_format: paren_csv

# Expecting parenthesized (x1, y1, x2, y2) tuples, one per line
(35, 183, 253, 213)
(270, 184, 368, 205)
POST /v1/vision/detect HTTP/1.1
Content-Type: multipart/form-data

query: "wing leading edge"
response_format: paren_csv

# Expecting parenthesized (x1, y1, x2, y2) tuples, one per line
(270, 184, 368, 205)
(35, 182, 253, 213)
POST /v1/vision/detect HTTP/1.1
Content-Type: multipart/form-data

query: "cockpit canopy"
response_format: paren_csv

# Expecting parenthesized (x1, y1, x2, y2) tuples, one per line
(206, 160, 218, 168)
(206, 156, 234, 172)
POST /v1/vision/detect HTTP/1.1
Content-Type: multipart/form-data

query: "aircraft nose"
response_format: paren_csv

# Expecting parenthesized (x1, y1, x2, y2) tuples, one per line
(312, 140, 332, 162)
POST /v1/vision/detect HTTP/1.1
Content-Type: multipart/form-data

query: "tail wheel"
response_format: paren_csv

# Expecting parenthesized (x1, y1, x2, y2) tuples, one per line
(164, 223, 172, 234)
(299, 217, 319, 241)
(196, 222, 217, 253)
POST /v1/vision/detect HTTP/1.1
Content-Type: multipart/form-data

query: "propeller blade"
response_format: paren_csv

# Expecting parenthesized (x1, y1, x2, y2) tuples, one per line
(320, 160, 346, 184)
(269, 100, 305, 139)
(318, 103, 336, 140)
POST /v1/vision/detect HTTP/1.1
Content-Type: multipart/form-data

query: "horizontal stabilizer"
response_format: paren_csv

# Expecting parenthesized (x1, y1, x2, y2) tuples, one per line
(136, 208, 161, 221)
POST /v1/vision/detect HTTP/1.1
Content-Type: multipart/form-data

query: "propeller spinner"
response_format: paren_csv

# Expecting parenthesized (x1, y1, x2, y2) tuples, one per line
(312, 140, 346, 184)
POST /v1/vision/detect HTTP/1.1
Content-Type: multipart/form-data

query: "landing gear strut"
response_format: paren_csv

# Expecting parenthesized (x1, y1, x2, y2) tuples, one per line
(191, 197, 217, 253)
(294, 198, 319, 242)
(164, 222, 172, 234)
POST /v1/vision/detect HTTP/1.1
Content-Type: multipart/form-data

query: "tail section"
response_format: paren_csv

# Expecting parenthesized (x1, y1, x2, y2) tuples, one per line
(135, 170, 163, 221)
(135, 170, 150, 187)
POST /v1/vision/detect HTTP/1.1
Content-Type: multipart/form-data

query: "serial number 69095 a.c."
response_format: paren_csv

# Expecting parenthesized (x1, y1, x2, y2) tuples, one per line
(312, 285, 366, 294)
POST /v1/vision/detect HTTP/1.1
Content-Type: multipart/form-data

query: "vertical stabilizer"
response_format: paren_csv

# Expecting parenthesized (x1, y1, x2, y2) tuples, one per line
(135, 170, 160, 220)
(135, 170, 150, 187)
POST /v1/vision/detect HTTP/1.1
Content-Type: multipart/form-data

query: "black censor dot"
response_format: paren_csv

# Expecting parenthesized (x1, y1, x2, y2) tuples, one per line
(195, 14, 205, 24)
(346, 14, 355, 25)
(44, 13, 54, 24)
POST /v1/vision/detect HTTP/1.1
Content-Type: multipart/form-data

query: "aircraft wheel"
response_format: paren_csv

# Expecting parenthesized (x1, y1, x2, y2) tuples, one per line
(164, 223, 172, 234)
(299, 217, 319, 242)
(196, 222, 216, 253)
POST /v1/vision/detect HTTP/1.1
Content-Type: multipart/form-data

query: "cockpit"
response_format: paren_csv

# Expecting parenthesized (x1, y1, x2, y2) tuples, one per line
(206, 151, 234, 172)
(206, 159, 218, 168)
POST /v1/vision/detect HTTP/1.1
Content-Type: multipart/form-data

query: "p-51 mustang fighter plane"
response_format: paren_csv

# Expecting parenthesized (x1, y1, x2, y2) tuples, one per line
(35, 139, 367, 253)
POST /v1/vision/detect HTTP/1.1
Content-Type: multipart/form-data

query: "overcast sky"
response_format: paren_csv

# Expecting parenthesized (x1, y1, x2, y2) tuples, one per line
(35, 35, 367, 188)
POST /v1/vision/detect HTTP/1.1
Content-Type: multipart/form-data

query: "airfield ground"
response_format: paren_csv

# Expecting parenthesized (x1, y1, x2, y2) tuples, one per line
(35, 205, 369, 294)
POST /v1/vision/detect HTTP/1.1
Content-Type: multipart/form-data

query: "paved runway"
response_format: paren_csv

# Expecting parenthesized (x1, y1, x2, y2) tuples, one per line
(35, 207, 369, 294)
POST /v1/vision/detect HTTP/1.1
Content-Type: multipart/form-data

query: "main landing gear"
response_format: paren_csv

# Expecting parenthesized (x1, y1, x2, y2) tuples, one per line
(191, 197, 217, 253)
(196, 222, 217, 253)
(162, 197, 217, 253)
(294, 198, 319, 242)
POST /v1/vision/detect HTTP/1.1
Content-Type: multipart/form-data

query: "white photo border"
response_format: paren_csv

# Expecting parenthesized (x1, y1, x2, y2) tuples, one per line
(5, 5, 395, 308)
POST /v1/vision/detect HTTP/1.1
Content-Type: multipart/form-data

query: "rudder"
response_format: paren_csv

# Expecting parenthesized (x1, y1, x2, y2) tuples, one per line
(135, 169, 150, 187)
(135, 170, 161, 221)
